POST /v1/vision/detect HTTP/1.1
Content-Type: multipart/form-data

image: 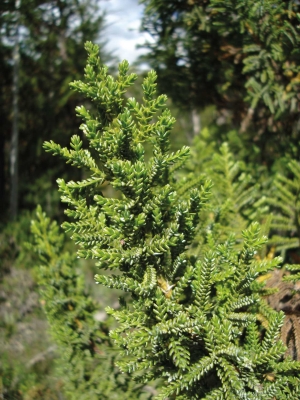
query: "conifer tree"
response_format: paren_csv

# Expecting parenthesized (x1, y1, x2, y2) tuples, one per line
(42, 42, 300, 399)
(30, 205, 154, 400)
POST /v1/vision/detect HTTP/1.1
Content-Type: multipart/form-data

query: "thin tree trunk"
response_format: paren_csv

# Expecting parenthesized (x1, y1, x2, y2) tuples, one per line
(191, 108, 201, 137)
(185, 109, 201, 144)
(10, 0, 21, 220)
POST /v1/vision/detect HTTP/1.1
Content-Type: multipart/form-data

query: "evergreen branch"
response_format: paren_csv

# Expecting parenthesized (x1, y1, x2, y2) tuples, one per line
(40, 43, 300, 399)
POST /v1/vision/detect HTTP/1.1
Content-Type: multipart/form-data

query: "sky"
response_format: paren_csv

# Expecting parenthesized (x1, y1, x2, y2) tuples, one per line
(101, 0, 153, 66)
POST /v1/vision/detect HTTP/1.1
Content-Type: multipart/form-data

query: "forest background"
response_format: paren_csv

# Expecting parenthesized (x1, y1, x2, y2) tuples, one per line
(1, 0, 300, 399)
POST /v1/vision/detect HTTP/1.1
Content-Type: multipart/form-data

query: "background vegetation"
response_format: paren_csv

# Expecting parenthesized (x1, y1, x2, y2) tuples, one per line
(1, 0, 300, 399)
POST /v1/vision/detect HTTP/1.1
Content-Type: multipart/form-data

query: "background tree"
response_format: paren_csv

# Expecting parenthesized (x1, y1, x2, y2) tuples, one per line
(0, 0, 113, 221)
(140, 0, 300, 164)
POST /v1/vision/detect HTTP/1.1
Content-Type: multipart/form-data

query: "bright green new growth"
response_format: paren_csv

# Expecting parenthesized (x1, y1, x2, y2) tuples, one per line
(43, 42, 300, 399)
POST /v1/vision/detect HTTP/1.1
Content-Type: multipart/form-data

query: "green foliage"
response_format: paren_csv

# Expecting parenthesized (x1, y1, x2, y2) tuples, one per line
(268, 160, 300, 251)
(0, 213, 60, 399)
(0, 0, 114, 219)
(205, 143, 262, 221)
(140, 0, 300, 163)
(266, 160, 300, 283)
(179, 138, 268, 258)
(30, 205, 153, 399)
(41, 43, 300, 398)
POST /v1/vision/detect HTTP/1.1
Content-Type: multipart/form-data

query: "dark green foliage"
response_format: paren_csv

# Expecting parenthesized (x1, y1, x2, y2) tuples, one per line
(140, 0, 300, 163)
(42, 42, 300, 399)
(30, 205, 153, 399)
(0, 0, 113, 219)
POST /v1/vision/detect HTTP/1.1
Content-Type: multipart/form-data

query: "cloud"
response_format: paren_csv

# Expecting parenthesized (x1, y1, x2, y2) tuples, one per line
(101, 0, 152, 65)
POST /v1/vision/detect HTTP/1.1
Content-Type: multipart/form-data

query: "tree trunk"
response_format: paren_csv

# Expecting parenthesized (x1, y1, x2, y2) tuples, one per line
(10, 0, 21, 220)
(191, 108, 201, 137)
(185, 109, 201, 144)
